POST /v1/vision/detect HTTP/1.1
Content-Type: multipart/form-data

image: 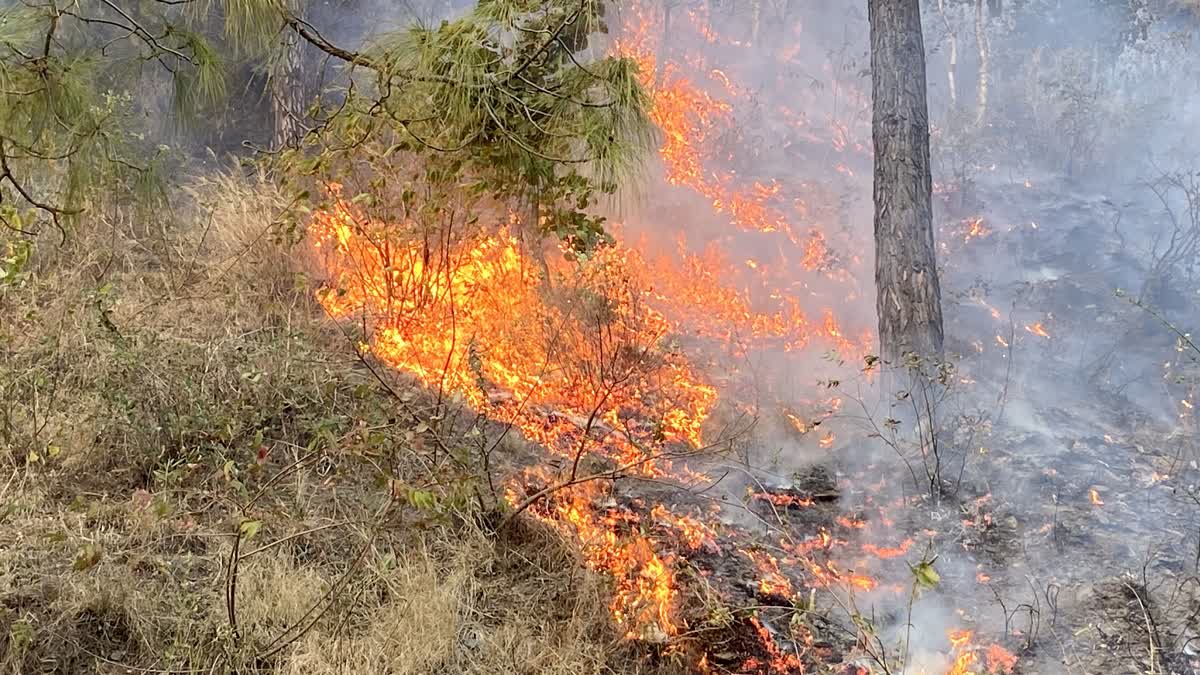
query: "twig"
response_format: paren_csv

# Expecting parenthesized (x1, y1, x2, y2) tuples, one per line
(498, 437, 735, 532)
(238, 520, 356, 561)
(1123, 580, 1161, 674)
(225, 525, 243, 641)
(0, 137, 79, 242)
(256, 503, 392, 660)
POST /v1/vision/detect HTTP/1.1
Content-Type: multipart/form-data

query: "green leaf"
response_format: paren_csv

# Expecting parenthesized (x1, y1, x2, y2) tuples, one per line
(407, 488, 437, 510)
(8, 619, 33, 655)
(910, 559, 940, 590)
(238, 519, 262, 541)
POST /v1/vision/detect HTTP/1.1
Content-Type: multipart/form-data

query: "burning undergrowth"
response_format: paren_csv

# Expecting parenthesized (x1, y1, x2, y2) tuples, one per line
(303, 2, 892, 667)
(300, 1, 1200, 673)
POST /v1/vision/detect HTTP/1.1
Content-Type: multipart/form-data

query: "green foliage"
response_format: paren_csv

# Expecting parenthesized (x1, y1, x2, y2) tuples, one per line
(0, 0, 653, 253)
(0, 0, 287, 239)
(909, 556, 940, 592)
(0, 237, 32, 286)
(238, 518, 263, 540)
(6, 619, 34, 657)
(290, 0, 655, 255)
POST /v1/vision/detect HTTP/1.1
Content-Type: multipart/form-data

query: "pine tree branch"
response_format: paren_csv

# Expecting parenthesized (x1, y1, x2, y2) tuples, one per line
(42, 8, 58, 59)
(97, 0, 194, 64)
(507, 0, 587, 83)
(284, 14, 377, 70)
(0, 136, 81, 242)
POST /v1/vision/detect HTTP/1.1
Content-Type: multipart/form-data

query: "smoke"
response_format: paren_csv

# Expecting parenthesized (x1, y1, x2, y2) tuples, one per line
(599, 0, 1200, 670)
(291, 0, 1200, 669)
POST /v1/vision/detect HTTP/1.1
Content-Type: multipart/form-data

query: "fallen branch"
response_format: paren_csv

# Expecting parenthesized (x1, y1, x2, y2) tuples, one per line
(497, 434, 738, 532)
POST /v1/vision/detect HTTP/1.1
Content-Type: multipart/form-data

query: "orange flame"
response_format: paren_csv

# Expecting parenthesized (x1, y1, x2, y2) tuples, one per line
(1024, 322, 1051, 338)
(304, 0, 897, 662)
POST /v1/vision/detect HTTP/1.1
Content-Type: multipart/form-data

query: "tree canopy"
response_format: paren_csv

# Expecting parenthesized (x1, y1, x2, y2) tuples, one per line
(0, 0, 656, 251)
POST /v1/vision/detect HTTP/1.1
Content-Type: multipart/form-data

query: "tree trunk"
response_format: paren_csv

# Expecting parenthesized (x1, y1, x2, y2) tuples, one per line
(271, 27, 305, 151)
(869, 0, 945, 364)
(973, 0, 989, 127)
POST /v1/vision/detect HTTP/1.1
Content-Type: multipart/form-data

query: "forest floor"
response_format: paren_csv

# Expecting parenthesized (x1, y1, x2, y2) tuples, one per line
(0, 173, 673, 675)
(928, 172, 1200, 674)
(5, 167, 1200, 675)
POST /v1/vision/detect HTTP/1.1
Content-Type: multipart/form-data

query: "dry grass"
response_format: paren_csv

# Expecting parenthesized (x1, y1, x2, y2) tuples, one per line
(0, 168, 669, 674)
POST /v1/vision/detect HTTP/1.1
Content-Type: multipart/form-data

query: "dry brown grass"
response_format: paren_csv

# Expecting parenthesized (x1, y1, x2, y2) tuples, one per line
(0, 168, 669, 674)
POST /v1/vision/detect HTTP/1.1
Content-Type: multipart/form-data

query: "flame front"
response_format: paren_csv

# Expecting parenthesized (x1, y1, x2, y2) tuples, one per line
(301, 2, 1015, 672)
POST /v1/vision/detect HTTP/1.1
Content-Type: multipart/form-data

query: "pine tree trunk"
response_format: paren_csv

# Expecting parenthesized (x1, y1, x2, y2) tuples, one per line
(869, 0, 945, 364)
(271, 29, 305, 151)
(973, 0, 989, 127)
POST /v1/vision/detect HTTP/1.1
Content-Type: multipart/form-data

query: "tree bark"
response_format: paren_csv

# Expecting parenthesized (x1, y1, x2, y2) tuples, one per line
(271, 26, 306, 151)
(869, 0, 945, 364)
(973, 0, 989, 127)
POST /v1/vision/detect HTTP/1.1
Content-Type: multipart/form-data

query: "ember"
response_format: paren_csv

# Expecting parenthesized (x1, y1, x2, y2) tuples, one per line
(1024, 322, 1051, 338)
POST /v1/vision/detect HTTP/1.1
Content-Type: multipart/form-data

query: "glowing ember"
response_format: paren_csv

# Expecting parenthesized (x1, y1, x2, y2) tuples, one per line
(651, 504, 720, 553)
(836, 516, 866, 530)
(938, 629, 1019, 675)
(742, 548, 795, 599)
(753, 492, 814, 508)
(861, 538, 913, 559)
(948, 629, 973, 650)
(1024, 322, 1051, 338)
(784, 411, 810, 434)
(985, 644, 1018, 673)
(960, 217, 990, 243)
(1089, 488, 1104, 506)
(748, 616, 806, 673)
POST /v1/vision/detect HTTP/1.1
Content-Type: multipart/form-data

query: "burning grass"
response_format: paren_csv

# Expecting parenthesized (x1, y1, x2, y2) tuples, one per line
(0, 172, 670, 675)
(281, 4, 1029, 669)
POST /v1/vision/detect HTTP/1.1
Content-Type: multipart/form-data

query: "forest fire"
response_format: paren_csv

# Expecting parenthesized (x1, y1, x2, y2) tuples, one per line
(304, 2, 1011, 672)
(10, 0, 1200, 671)
(941, 630, 1018, 675)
